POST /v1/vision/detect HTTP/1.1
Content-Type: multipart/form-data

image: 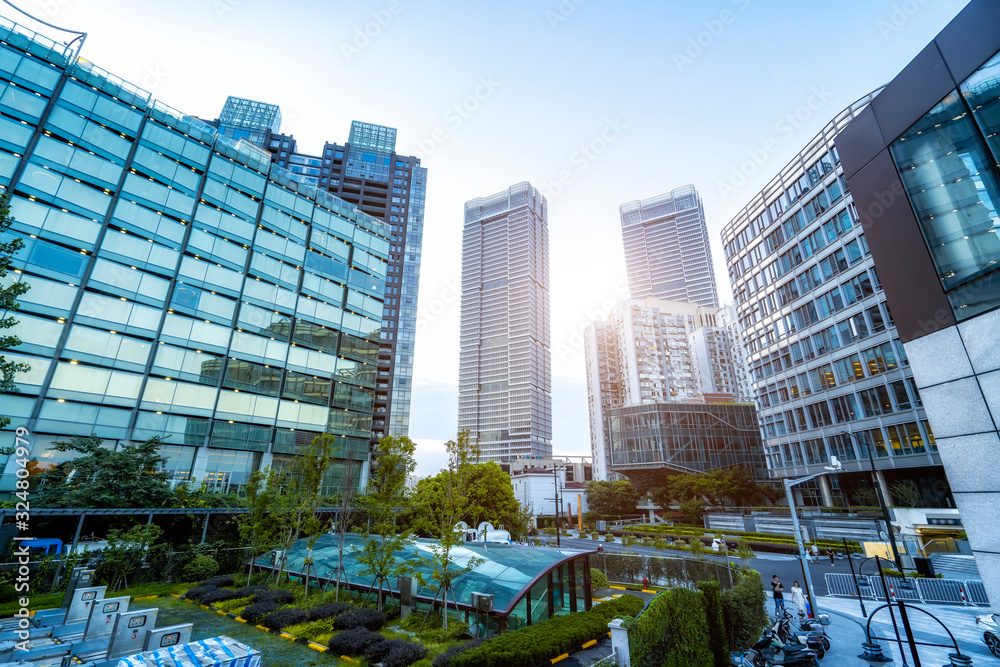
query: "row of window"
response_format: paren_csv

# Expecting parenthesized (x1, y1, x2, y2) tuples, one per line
(766, 420, 934, 471)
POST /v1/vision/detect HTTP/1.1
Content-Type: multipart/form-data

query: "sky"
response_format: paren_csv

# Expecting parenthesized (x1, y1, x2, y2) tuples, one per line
(15, 0, 971, 476)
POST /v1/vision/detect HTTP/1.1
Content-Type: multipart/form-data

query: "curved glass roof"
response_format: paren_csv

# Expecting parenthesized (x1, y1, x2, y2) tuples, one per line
(258, 533, 589, 614)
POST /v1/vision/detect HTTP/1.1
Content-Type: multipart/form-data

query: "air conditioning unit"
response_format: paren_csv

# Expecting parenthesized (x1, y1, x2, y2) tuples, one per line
(471, 592, 494, 613)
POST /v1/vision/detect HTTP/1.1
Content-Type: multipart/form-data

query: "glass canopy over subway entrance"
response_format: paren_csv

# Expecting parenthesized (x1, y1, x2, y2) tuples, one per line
(257, 534, 591, 631)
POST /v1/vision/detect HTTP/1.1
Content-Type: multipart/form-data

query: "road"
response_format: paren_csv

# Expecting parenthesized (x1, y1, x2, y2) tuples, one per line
(544, 533, 849, 596)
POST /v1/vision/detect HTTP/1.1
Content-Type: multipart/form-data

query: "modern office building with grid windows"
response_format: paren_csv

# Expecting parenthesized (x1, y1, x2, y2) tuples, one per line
(0, 18, 388, 493)
(210, 100, 426, 449)
(458, 182, 552, 463)
(721, 92, 952, 508)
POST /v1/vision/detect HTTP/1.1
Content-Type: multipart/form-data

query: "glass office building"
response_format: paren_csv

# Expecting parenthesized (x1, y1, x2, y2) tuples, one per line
(837, 0, 1000, 628)
(721, 92, 951, 507)
(0, 16, 388, 493)
(607, 401, 767, 492)
(231, 113, 426, 449)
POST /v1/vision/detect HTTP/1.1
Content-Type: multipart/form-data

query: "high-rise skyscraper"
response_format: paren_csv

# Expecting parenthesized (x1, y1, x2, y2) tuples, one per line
(211, 101, 426, 449)
(620, 185, 719, 308)
(0, 30, 388, 494)
(458, 182, 552, 463)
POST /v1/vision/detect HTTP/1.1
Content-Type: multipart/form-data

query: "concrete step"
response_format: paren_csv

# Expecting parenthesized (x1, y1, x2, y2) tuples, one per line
(929, 553, 981, 579)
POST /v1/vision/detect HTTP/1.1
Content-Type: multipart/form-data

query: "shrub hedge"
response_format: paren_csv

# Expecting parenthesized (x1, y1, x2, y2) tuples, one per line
(240, 600, 280, 624)
(449, 610, 609, 667)
(251, 588, 294, 605)
(333, 608, 386, 631)
(589, 567, 609, 594)
(624, 587, 713, 667)
(365, 638, 428, 667)
(199, 588, 244, 605)
(328, 627, 385, 655)
(307, 602, 355, 621)
(720, 570, 767, 651)
(260, 607, 308, 631)
(199, 574, 235, 588)
(697, 581, 729, 667)
(432, 638, 486, 667)
(591, 594, 645, 621)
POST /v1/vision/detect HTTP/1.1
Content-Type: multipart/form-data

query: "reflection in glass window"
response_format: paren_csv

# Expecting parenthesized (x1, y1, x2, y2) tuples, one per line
(891, 90, 1000, 319)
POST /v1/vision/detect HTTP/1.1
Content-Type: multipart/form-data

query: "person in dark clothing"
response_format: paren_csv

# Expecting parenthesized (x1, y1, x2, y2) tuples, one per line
(827, 549, 835, 566)
(771, 575, 785, 616)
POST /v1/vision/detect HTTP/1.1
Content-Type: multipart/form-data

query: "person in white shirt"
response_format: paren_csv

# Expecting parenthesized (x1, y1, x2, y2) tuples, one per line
(790, 580, 808, 619)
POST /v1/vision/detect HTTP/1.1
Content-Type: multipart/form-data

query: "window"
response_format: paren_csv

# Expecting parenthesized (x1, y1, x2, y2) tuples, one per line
(806, 400, 832, 427)
(862, 342, 897, 376)
(889, 380, 911, 410)
(858, 385, 893, 417)
(834, 353, 865, 383)
(867, 305, 886, 333)
(809, 364, 836, 390)
(831, 394, 859, 422)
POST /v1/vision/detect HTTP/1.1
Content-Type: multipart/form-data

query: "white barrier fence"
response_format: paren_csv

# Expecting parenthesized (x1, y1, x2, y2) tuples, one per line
(825, 572, 988, 606)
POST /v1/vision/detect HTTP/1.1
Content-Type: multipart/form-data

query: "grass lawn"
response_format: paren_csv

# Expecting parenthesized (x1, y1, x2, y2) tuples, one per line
(0, 581, 192, 616)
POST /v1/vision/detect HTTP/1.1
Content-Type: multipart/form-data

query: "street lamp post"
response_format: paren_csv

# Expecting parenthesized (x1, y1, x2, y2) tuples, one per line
(842, 431, 904, 572)
(784, 459, 842, 623)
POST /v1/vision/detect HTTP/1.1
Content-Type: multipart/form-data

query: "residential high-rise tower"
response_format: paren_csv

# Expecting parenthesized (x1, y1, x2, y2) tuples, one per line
(458, 182, 552, 462)
(620, 185, 720, 308)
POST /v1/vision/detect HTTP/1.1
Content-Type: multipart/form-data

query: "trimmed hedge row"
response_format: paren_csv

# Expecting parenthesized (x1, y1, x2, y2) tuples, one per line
(622, 571, 766, 666)
(445, 595, 644, 667)
(448, 611, 609, 667)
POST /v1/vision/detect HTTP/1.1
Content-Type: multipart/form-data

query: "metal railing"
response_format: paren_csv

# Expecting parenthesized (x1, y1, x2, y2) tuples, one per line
(825, 572, 988, 606)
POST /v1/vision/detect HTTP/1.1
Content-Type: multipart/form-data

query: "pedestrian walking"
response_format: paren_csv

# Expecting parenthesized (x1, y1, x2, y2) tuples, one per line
(771, 575, 785, 616)
(811, 543, 819, 561)
(827, 548, 835, 566)
(790, 580, 807, 619)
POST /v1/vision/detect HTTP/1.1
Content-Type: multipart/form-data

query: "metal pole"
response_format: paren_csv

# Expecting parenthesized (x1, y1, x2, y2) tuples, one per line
(201, 513, 211, 544)
(875, 555, 910, 667)
(896, 601, 923, 667)
(553, 467, 560, 548)
(784, 479, 820, 621)
(845, 431, 904, 571)
(845, 537, 867, 618)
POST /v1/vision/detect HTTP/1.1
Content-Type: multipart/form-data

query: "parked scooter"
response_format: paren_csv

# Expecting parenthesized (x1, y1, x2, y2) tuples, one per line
(774, 611, 828, 658)
(735, 627, 821, 667)
(795, 612, 831, 651)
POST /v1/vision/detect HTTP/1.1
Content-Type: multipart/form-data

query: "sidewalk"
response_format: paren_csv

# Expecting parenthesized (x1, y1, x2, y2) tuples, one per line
(815, 596, 989, 665)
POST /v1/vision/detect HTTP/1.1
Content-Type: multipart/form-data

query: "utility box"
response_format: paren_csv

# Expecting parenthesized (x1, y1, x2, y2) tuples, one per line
(397, 576, 418, 619)
(913, 556, 936, 578)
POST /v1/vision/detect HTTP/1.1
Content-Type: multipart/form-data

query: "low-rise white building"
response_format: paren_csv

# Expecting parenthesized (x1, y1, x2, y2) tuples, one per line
(508, 455, 592, 526)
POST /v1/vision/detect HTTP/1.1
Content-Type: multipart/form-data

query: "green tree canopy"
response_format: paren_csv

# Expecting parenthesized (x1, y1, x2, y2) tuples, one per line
(35, 435, 173, 508)
(407, 460, 520, 535)
(585, 479, 640, 519)
(0, 194, 30, 429)
(650, 467, 776, 509)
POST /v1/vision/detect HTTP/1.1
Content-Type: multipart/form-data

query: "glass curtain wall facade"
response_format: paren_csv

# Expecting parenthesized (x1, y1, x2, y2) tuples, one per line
(583, 298, 725, 481)
(608, 402, 767, 492)
(620, 185, 720, 308)
(836, 0, 1000, 625)
(459, 182, 552, 463)
(721, 92, 948, 506)
(0, 18, 388, 493)
(254, 121, 425, 446)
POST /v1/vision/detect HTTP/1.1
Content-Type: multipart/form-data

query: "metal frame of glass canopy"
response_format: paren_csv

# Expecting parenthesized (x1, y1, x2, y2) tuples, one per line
(257, 534, 592, 632)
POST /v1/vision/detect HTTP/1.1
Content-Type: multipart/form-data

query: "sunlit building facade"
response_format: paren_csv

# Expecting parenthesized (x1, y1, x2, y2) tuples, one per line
(210, 102, 426, 448)
(458, 182, 552, 463)
(721, 92, 950, 507)
(0, 19, 388, 492)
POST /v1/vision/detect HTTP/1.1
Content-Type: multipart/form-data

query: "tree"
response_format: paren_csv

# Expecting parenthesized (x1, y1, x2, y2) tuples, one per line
(97, 524, 163, 591)
(679, 498, 705, 526)
(889, 479, 922, 508)
(408, 460, 521, 536)
(236, 467, 284, 586)
(851, 486, 880, 507)
(355, 435, 416, 611)
(35, 435, 174, 508)
(332, 456, 358, 601)
(0, 194, 29, 430)
(414, 430, 483, 631)
(585, 479, 640, 519)
(278, 433, 338, 595)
